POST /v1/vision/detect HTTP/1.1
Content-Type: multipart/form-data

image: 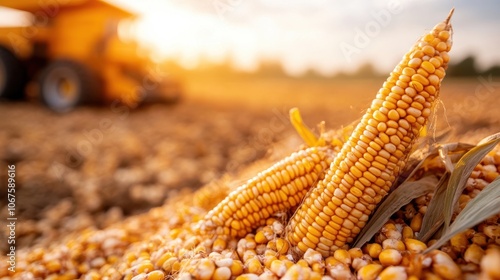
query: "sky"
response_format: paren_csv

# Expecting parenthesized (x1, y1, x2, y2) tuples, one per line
(1, 0, 500, 76)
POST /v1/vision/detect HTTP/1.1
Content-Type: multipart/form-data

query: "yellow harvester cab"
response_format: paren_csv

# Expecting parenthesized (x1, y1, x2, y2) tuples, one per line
(0, 0, 181, 112)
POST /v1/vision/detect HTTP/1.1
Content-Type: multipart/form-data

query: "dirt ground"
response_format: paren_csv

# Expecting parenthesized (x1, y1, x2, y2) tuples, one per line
(1, 77, 499, 253)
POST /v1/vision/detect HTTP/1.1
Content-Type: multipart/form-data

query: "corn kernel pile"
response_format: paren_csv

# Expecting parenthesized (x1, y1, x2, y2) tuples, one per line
(0, 147, 499, 280)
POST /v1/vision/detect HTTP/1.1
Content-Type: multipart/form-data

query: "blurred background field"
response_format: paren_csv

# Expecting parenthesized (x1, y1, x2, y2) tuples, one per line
(0, 0, 500, 255)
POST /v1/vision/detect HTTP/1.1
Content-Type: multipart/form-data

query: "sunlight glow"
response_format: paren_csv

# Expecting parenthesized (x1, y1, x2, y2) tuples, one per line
(110, 0, 500, 75)
(1, 0, 497, 75)
(0, 7, 32, 27)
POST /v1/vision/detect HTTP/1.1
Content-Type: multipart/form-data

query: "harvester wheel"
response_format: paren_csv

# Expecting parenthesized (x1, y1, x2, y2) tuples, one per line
(0, 47, 26, 100)
(39, 60, 100, 112)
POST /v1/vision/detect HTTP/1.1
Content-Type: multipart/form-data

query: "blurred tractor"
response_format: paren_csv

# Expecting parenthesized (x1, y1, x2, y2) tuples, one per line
(0, 0, 181, 112)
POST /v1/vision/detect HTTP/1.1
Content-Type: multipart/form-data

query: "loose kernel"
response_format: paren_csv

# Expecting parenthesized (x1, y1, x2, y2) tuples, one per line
(404, 238, 427, 253)
(366, 243, 382, 258)
(402, 226, 414, 239)
(378, 266, 407, 280)
(379, 249, 403, 266)
(464, 244, 485, 264)
(348, 248, 364, 259)
(230, 260, 244, 276)
(410, 213, 423, 232)
(333, 249, 352, 265)
(481, 248, 500, 279)
(357, 263, 383, 280)
(146, 270, 166, 280)
(450, 232, 469, 254)
(430, 250, 461, 280)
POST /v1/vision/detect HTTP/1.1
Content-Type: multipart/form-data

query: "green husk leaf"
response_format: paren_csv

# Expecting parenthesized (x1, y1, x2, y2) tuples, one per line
(425, 177, 500, 252)
(352, 176, 438, 248)
(443, 135, 500, 230)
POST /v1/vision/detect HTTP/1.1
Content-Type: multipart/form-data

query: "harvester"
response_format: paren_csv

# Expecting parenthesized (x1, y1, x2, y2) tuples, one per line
(0, 0, 181, 112)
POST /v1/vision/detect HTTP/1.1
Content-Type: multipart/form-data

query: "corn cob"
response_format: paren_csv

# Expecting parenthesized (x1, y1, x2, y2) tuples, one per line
(287, 10, 454, 257)
(199, 146, 335, 237)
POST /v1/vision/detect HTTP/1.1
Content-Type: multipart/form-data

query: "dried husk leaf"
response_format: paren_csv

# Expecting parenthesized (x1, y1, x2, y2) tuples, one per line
(425, 177, 500, 252)
(352, 176, 438, 248)
(418, 173, 450, 242)
(443, 135, 500, 230)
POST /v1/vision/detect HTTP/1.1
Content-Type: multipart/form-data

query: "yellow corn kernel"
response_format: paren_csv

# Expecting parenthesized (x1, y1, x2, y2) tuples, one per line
(213, 237, 227, 252)
(382, 239, 406, 251)
(215, 257, 233, 268)
(480, 248, 500, 279)
(328, 263, 353, 279)
(283, 264, 312, 279)
(46, 261, 62, 273)
(136, 260, 154, 274)
(410, 213, 423, 233)
(245, 257, 263, 275)
(263, 253, 278, 269)
(213, 267, 232, 280)
(235, 274, 260, 280)
(366, 243, 383, 259)
(230, 260, 244, 277)
(464, 244, 485, 265)
(472, 233, 488, 247)
(269, 259, 287, 277)
(379, 248, 403, 266)
(146, 270, 165, 280)
(254, 229, 269, 244)
(311, 262, 324, 274)
(357, 263, 383, 280)
(352, 256, 372, 271)
(402, 226, 414, 240)
(275, 238, 289, 255)
(201, 146, 333, 238)
(304, 248, 323, 265)
(450, 232, 469, 254)
(286, 10, 454, 257)
(429, 250, 461, 280)
(162, 257, 180, 273)
(333, 249, 352, 265)
(483, 225, 500, 242)
(378, 266, 407, 280)
(296, 259, 310, 268)
(348, 248, 364, 259)
(404, 238, 427, 253)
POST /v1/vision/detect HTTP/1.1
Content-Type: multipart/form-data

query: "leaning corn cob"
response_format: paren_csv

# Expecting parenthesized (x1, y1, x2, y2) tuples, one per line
(199, 146, 335, 237)
(287, 10, 454, 257)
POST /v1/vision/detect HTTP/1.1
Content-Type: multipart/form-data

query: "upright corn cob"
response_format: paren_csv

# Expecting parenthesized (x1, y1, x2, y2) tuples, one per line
(287, 10, 454, 257)
(199, 146, 335, 238)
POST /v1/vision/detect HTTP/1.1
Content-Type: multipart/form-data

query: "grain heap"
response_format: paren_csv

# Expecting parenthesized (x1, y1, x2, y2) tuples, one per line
(2, 8, 500, 280)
